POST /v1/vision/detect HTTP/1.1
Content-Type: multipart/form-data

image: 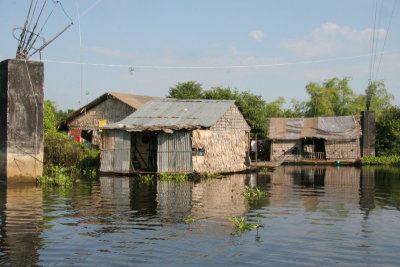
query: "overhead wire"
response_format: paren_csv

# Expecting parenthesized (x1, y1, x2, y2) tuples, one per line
(73, 0, 101, 24)
(22, 0, 40, 52)
(375, 0, 398, 80)
(17, 0, 34, 56)
(38, 52, 392, 70)
(368, 0, 379, 83)
(23, 0, 48, 55)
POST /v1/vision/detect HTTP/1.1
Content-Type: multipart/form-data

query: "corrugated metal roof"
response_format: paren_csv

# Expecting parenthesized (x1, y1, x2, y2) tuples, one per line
(268, 116, 362, 140)
(103, 99, 237, 131)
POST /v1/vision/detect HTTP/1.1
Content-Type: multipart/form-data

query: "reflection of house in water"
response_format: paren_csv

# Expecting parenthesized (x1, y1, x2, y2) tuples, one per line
(156, 181, 193, 222)
(269, 166, 374, 212)
(191, 174, 249, 220)
(99, 176, 158, 217)
(96, 174, 251, 224)
(0, 184, 43, 266)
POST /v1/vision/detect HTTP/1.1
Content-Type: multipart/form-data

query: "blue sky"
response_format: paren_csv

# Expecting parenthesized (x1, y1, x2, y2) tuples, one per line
(1, 0, 399, 110)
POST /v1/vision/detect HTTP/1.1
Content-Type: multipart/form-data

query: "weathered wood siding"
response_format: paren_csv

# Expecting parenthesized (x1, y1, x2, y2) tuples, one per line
(270, 140, 302, 161)
(325, 139, 360, 159)
(68, 98, 134, 146)
(192, 104, 251, 173)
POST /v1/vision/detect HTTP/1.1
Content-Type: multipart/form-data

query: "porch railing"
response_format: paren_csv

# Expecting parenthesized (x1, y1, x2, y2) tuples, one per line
(303, 152, 325, 160)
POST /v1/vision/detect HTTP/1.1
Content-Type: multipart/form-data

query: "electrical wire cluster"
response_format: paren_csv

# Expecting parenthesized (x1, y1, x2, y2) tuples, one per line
(14, 0, 73, 59)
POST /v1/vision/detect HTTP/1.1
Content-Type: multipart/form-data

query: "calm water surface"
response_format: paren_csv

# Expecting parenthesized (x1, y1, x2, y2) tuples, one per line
(1, 166, 400, 266)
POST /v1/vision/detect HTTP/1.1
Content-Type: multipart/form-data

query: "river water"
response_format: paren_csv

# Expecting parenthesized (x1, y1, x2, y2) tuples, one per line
(0, 166, 399, 266)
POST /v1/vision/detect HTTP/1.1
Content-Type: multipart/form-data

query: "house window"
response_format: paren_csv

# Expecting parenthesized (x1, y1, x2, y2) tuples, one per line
(192, 148, 205, 156)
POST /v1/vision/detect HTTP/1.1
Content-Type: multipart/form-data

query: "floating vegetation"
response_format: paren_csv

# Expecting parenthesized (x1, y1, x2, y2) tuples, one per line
(200, 172, 223, 180)
(139, 174, 156, 184)
(184, 215, 195, 224)
(37, 165, 75, 187)
(242, 185, 265, 201)
(159, 172, 188, 183)
(229, 213, 262, 236)
(361, 155, 400, 166)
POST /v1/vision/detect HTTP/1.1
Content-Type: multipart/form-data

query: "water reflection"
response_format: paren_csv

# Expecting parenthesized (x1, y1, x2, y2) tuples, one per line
(0, 183, 43, 266)
(269, 166, 375, 213)
(97, 174, 250, 224)
(1, 166, 400, 266)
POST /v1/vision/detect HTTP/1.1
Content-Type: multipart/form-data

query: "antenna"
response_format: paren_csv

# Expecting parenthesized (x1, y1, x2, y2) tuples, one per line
(129, 67, 134, 94)
(14, 0, 73, 60)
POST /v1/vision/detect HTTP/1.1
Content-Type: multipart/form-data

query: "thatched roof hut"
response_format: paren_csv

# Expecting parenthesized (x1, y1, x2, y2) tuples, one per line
(267, 116, 362, 162)
(58, 92, 164, 147)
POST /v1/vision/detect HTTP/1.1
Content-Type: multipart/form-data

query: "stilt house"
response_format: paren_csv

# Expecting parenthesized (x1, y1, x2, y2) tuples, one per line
(267, 116, 363, 162)
(58, 92, 164, 147)
(100, 99, 252, 174)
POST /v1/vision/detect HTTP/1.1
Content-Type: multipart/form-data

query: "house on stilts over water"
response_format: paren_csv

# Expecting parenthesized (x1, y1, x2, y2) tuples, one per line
(99, 99, 253, 174)
(267, 114, 372, 164)
(58, 92, 165, 148)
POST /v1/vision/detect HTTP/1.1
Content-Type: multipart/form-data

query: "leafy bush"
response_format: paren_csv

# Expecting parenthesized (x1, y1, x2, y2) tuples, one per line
(39, 100, 99, 186)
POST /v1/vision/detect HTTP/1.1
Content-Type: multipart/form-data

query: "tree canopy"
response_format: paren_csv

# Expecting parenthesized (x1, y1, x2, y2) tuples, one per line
(167, 78, 396, 148)
(167, 81, 203, 99)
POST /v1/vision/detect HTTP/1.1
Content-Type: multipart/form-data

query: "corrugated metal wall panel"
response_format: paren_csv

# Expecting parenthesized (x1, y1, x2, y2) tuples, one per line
(157, 132, 192, 173)
(100, 131, 114, 172)
(114, 130, 131, 173)
(100, 130, 131, 173)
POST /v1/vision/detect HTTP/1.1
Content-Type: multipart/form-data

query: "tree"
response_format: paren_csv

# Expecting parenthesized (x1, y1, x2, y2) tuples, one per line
(365, 80, 394, 118)
(376, 106, 400, 155)
(167, 81, 204, 99)
(304, 77, 359, 117)
(283, 99, 307, 118)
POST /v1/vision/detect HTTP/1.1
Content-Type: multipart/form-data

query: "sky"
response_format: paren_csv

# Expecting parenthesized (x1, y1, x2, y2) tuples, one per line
(1, 0, 399, 110)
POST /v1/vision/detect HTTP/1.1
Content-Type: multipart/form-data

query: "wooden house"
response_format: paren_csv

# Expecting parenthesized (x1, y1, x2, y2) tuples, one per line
(100, 99, 252, 174)
(58, 92, 164, 147)
(267, 116, 363, 162)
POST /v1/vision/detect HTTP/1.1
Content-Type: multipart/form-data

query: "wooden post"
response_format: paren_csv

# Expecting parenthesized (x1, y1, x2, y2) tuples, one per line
(255, 133, 258, 167)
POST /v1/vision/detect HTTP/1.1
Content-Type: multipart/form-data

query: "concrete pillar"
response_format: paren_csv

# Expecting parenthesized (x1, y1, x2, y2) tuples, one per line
(0, 59, 44, 183)
(361, 111, 376, 157)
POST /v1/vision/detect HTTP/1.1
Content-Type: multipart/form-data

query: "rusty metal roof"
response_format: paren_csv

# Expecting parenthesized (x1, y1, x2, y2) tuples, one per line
(268, 116, 362, 140)
(103, 99, 238, 131)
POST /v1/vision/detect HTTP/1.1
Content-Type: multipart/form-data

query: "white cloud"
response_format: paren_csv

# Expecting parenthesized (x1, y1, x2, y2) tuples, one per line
(248, 30, 265, 42)
(282, 22, 386, 57)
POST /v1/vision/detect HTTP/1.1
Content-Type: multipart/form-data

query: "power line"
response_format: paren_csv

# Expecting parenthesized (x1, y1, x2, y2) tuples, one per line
(73, 0, 102, 24)
(368, 0, 379, 82)
(38, 52, 390, 70)
(375, 0, 398, 80)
